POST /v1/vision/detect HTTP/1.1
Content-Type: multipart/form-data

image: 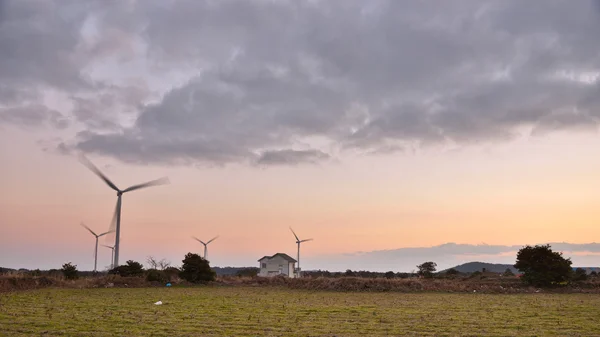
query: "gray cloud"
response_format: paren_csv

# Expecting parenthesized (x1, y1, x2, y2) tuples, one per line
(0, 104, 69, 129)
(3, 0, 600, 165)
(256, 149, 331, 166)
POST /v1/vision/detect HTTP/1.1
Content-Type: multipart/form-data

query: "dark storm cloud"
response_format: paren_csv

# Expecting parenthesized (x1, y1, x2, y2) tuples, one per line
(2, 0, 600, 165)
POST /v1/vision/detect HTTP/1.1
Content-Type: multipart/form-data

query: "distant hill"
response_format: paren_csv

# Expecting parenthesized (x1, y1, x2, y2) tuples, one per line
(444, 262, 600, 274)
(443, 262, 518, 274)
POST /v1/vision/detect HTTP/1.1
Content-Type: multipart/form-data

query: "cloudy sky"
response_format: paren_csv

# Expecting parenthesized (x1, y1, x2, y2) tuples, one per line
(2, 0, 600, 272)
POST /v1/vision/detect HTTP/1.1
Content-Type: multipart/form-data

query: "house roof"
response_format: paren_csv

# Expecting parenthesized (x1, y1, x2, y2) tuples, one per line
(258, 253, 297, 263)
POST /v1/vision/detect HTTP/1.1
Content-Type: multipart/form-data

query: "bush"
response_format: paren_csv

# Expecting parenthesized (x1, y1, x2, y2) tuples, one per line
(235, 267, 259, 278)
(445, 268, 459, 276)
(502, 268, 515, 277)
(61, 263, 79, 280)
(109, 260, 145, 277)
(384, 271, 395, 279)
(573, 268, 588, 281)
(514, 244, 572, 287)
(146, 269, 168, 283)
(164, 267, 181, 282)
(179, 253, 216, 283)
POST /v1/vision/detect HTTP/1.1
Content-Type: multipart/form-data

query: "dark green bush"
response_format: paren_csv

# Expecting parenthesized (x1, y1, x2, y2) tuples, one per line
(109, 260, 145, 277)
(61, 262, 79, 280)
(179, 253, 216, 283)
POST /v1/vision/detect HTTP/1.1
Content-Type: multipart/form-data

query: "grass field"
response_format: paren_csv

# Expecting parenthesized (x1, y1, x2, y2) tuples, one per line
(1, 287, 600, 336)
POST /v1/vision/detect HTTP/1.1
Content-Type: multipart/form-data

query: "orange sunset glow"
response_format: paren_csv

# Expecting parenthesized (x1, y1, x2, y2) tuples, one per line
(2, 0, 600, 272)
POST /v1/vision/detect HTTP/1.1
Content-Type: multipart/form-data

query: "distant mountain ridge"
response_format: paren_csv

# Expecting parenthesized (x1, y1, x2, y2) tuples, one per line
(442, 262, 518, 273)
(444, 262, 600, 274)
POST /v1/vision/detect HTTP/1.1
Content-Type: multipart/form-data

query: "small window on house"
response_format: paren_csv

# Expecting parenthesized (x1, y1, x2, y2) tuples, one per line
(261, 263, 266, 268)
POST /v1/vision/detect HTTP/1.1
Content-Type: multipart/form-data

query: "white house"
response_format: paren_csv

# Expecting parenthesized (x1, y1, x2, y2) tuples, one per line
(258, 253, 297, 278)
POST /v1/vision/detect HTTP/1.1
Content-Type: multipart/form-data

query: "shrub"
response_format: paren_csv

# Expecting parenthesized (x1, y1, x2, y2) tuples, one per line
(514, 244, 572, 287)
(502, 268, 515, 277)
(235, 267, 259, 278)
(179, 253, 216, 283)
(109, 260, 145, 277)
(445, 268, 459, 276)
(384, 271, 395, 279)
(61, 263, 79, 280)
(164, 267, 181, 282)
(146, 269, 167, 283)
(573, 268, 588, 281)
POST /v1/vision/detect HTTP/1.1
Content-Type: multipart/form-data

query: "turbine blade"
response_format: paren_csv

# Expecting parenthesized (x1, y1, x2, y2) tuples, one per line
(101, 244, 113, 249)
(207, 235, 219, 244)
(79, 154, 120, 192)
(289, 227, 299, 241)
(104, 200, 118, 244)
(98, 230, 113, 237)
(301, 238, 313, 243)
(80, 222, 97, 237)
(122, 177, 170, 193)
(192, 236, 205, 245)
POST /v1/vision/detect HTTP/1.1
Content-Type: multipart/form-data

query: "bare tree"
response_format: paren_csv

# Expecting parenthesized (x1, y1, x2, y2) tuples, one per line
(158, 259, 171, 270)
(147, 256, 171, 270)
(147, 256, 159, 269)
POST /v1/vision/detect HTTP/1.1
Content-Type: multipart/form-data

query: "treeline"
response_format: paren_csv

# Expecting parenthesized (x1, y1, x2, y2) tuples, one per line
(304, 270, 415, 279)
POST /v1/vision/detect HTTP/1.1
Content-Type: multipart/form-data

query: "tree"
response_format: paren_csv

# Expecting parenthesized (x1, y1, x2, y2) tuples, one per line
(417, 262, 437, 278)
(109, 260, 145, 277)
(384, 271, 395, 279)
(147, 256, 171, 270)
(514, 244, 572, 287)
(61, 262, 79, 280)
(179, 253, 216, 283)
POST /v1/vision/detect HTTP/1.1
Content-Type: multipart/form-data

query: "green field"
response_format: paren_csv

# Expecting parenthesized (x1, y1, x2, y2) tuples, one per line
(1, 287, 600, 336)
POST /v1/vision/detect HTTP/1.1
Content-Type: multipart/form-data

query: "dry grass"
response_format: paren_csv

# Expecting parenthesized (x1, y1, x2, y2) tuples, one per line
(2, 287, 600, 336)
(3, 273, 600, 294)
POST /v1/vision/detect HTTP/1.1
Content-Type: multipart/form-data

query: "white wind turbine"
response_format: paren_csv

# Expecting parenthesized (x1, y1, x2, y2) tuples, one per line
(192, 236, 219, 260)
(101, 244, 115, 270)
(290, 227, 312, 277)
(79, 154, 169, 268)
(80, 223, 113, 273)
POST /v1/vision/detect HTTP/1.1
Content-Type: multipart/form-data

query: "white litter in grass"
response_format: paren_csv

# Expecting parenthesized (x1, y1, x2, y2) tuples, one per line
(154, 301, 163, 305)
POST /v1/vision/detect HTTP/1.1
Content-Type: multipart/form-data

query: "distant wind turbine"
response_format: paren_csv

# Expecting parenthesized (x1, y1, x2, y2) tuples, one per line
(80, 223, 113, 273)
(79, 154, 169, 268)
(192, 236, 219, 260)
(290, 227, 312, 277)
(101, 244, 115, 270)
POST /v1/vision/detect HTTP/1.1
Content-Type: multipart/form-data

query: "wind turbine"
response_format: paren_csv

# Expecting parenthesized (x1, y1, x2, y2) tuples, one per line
(290, 227, 312, 277)
(192, 236, 219, 260)
(79, 154, 169, 268)
(101, 244, 115, 270)
(80, 223, 113, 273)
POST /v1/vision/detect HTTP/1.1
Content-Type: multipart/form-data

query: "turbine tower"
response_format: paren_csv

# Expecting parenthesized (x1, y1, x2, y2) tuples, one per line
(192, 236, 219, 260)
(80, 223, 113, 273)
(290, 227, 312, 277)
(101, 244, 115, 270)
(79, 154, 169, 268)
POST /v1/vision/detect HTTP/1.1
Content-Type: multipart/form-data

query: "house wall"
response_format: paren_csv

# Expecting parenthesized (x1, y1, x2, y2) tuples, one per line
(259, 256, 296, 277)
